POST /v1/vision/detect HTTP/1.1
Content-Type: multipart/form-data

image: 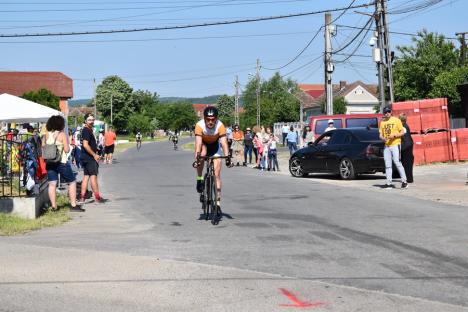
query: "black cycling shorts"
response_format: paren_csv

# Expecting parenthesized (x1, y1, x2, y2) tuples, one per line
(205, 141, 221, 157)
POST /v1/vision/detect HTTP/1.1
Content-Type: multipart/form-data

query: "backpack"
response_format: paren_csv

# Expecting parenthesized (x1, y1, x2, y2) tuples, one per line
(42, 134, 62, 164)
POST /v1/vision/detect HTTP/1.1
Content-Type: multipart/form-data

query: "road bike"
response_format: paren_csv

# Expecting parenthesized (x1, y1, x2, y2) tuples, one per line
(136, 140, 142, 151)
(193, 155, 231, 225)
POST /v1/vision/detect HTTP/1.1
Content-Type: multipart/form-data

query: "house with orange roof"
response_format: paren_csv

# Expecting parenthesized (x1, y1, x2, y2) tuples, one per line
(0, 71, 73, 113)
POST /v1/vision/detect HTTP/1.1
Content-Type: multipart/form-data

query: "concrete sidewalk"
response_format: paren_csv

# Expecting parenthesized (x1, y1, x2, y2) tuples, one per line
(261, 146, 468, 207)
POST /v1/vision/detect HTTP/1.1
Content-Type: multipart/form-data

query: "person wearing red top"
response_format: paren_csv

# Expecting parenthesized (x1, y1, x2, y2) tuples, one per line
(104, 126, 117, 164)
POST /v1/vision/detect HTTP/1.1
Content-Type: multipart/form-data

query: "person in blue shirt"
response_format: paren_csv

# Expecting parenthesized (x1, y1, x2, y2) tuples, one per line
(286, 126, 298, 155)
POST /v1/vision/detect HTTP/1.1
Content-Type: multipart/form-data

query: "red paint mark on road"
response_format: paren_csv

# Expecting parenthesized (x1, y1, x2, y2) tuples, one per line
(279, 288, 326, 309)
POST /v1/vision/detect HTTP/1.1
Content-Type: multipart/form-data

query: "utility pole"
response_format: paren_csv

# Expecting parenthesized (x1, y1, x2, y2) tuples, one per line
(374, 1, 386, 112)
(324, 13, 335, 115)
(93, 78, 97, 117)
(234, 75, 240, 125)
(256, 58, 261, 126)
(456, 32, 467, 66)
(381, 0, 394, 104)
(110, 94, 113, 125)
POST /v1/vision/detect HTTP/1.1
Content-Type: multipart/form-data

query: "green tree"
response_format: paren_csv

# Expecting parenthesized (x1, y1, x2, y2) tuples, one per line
(167, 102, 198, 131)
(319, 96, 347, 114)
(132, 90, 159, 116)
(127, 113, 151, 135)
(216, 94, 235, 126)
(430, 66, 468, 116)
(241, 72, 299, 129)
(95, 75, 134, 131)
(21, 88, 60, 110)
(393, 30, 458, 101)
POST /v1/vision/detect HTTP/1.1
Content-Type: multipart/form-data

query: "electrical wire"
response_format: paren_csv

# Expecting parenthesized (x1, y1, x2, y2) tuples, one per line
(0, 3, 376, 38)
(332, 17, 373, 54)
(261, 0, 364, 71)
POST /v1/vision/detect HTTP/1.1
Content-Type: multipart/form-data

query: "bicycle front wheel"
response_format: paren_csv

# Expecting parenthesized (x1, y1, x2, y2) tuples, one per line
(210, 175, 219, 225)
(203, 174, 211, 220)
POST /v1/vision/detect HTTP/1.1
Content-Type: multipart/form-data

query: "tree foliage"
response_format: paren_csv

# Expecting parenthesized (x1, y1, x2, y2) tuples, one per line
(319, 96, 347, 114)
(95, 75, 134, 130)
(430, 66, 468, 116)
(22, 88, 60, 110)
(393, 30, 459, 107)
(216, 94, 235, 126)
(127, 113, 151, 135)
(241, 72, 299, 129)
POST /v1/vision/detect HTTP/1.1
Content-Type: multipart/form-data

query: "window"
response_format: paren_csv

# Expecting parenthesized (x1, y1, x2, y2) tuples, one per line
(316, 132, 333, 146)
(346, 118, 378, 128)
(328, 131, 346, 145)
(315, 119, 343, 134)
(353, 130, 380, 141)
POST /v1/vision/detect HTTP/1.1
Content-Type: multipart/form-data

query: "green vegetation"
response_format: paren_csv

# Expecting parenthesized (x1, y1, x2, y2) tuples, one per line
(393, 30, 467, 116)
(320, 96, 347, 114)
(241, 72, 300, 128)
(21, 88, 60, 110)
(182, 142, 195, 151)
(216, 94, 235, 126)
(0, 195, 71, 236)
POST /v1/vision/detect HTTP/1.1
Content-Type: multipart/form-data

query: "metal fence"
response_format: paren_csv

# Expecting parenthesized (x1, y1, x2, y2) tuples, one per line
(0, 134, 36, 197)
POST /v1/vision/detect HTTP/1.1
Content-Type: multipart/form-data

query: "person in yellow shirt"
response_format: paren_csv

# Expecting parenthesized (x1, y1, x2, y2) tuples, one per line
(379, 106, 408, 189)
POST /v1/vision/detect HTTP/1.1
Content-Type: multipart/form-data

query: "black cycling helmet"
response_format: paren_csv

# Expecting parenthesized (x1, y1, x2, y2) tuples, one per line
(203, 106, 218, 118)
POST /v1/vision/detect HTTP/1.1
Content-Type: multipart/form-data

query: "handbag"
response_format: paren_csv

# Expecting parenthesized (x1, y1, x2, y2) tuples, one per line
(42, 134, 62, 164)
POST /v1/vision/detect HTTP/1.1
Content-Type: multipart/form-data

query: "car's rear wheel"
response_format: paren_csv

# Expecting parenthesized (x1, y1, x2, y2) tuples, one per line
(289, 157, 306, 177)
(339, 157, 355, 180)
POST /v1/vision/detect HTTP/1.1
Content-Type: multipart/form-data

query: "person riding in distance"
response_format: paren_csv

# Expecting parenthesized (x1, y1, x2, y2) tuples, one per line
(194, 106, 232, 209)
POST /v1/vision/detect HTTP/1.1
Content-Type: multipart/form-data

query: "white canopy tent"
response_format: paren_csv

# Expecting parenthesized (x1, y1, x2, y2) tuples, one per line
(0, 93, 62, 123)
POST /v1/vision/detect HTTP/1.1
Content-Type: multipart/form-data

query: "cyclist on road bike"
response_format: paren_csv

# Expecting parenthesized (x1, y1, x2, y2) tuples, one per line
(171, 131, 179, 150)
(136, 131, 142, 150)
(194, 106, 232, 208)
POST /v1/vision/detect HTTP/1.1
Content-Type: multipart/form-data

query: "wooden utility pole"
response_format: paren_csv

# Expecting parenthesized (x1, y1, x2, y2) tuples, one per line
(234, 75, 240, 125)
(456, 32, 467, 66)
(256, 59, 261, 126)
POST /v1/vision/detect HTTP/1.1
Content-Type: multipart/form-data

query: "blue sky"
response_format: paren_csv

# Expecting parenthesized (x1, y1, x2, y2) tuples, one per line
(0, 0, 465, 99)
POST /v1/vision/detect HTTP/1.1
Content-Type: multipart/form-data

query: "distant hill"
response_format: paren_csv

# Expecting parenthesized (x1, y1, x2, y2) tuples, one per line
(69, 99, 92, 107)
(159, 95, 221, 104)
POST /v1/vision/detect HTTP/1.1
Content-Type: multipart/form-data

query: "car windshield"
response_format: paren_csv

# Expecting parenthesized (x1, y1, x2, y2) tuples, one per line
(352, 130, 380, 141)
(315, 119, 343, 134)
(346, 118, 378, 128)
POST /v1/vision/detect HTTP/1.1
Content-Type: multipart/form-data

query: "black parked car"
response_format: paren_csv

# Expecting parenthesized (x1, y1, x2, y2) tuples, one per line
(289, 128, 385, 180)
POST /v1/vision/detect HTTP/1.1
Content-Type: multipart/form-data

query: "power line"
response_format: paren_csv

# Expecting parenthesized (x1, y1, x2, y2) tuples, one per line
(0, 30, 313, 44)
(262, 0, 364, 71)
(333, 17, 373, 54)
(0, 2, 375, 38)
(0, 0, 317, 13)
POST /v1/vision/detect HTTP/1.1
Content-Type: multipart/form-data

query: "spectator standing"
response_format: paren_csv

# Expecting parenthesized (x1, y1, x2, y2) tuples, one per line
(400, 113, 414, 183)
(104, 126, 117, 164)
(379, 106, 408, 189)
(43, 115, 83, 212)
(226, 125, 233, 157)
(73, 126, 82, 169)
(79, 113, 107, 203)
(253, 130, 264, 170)
(243, 127, 254, 166)
(302, 125, 315, 147)
(97, 129, 105, 157)
(267, 133, 280, 171)
(231, 125, 244, 166)
(286, 126, 298, 155)
(281, 124, 289, 146)
(325, 119, 336, 132)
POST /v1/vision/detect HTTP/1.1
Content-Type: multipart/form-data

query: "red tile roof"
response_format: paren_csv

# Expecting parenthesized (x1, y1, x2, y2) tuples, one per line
(298, 84, 325, 92)
(305, 90, 325, 98)
(0, 71, 73, 98)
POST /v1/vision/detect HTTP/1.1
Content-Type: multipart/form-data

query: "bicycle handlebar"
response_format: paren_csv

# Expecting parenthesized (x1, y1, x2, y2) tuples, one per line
(192, 155, 231, 168)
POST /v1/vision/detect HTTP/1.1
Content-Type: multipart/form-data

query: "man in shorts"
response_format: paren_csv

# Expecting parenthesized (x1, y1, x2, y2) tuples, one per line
(104, 126, 117, 164)
(79, 113, 107, 203)
(194, 106, 232, 208)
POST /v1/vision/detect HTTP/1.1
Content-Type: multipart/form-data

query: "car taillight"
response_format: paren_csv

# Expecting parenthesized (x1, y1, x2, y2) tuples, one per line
(365, 144, 379, 156)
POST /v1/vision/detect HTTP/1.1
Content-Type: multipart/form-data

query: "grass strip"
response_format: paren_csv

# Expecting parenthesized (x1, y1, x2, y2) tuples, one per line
(0, 195, 71, 236)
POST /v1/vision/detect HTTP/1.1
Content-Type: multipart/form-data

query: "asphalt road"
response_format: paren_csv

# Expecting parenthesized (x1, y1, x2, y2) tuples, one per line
(1, 139, 468, 311)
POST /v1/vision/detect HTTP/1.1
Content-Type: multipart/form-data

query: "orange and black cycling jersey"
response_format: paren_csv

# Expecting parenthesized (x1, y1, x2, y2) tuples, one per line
(194, 119, 226, 144)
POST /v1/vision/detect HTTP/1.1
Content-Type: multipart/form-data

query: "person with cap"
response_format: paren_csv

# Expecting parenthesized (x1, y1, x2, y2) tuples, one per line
(324, 119, 336, 132)
(243, 127, 254, 166)
(73, 126, 82, 169)
(379, 106, 408, 189)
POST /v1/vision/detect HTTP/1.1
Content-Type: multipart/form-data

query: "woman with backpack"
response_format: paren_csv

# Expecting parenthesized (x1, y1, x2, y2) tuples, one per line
(43, 115, 84, 212)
